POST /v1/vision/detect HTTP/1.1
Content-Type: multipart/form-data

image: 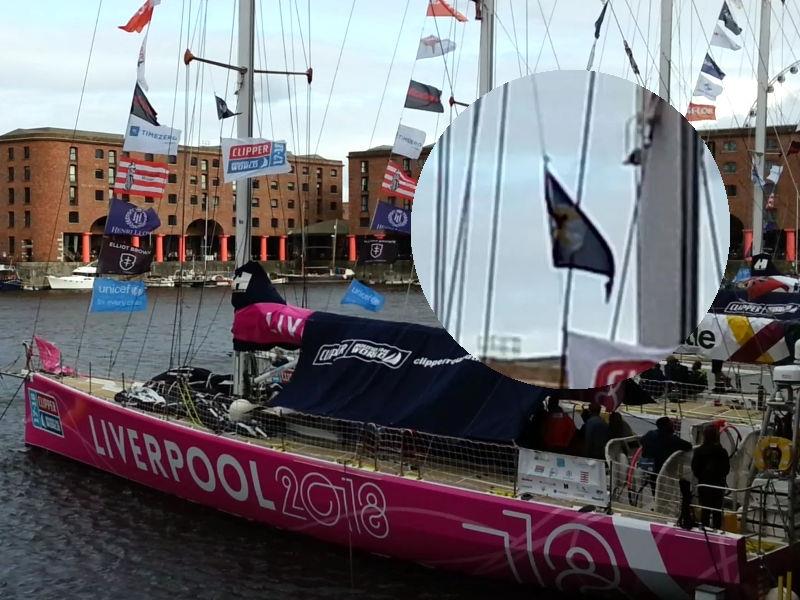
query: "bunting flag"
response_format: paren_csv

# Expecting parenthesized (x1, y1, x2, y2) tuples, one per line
(766, 164, 784, 185)
(693, 72, 723, 101)
(417, 35, 456, 59)
(719, 2, 742, 35)
(404, 80, 444, 113)
(137, 33, 149, 91)
(380, 161, 418, 199)
(751, 164, 767, 188)
(787, 140, 800, 156)
(119, 0, 159, 33)
(372, 201, 411, 234)
(392, 124, 426, 159)
(90, 279, 148, 313)
(105, 198, 161, 236)
(341, 280, 385, 312)
(686, 102, 716, 122)
(357, 240, 398, 264)
(544, 167, 615, 301)
(701, 53, 725, 80)
(587, 1, 609, 70)
(131, 83, 158, 126)
(114, 157, 168, 197)
(426, 0, 467, 22)
(711, 21, 742, 50)
(33, 336, 76, 377)
(215, 95, 240, 120)
(123, 84, 181, 155)
(98, 239, 154, 275)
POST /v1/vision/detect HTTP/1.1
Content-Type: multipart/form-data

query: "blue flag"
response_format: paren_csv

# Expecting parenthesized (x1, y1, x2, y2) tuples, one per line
(90, 278, 147, 313)
(341, 280, 385, 312)
(701, 53, 725, 80)
(544, 167, 615, 301)
(372, 201, 411, 234)
(732, 266, 751, 282)
(105, 197, 161, 236)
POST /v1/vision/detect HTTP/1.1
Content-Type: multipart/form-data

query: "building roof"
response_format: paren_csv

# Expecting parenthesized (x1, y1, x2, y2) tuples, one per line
(697, 124, 797, 137)
(347, 143, 434, 158)
(287, 218, 350, 236)
(0, 127, 342, 164)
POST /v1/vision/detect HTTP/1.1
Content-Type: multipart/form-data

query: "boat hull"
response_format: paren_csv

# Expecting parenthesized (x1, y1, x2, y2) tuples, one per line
(0, 279, 23, 291)
(46, 276, 95, 290)
(24, 374, 755, 598)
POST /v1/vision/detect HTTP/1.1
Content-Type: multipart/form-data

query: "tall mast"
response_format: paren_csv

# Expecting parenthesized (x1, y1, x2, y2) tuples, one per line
(478, 0, 495, 96)
(233, 0, 255, 396)
(658, 0, 672, 102)
(752, 0, 772, 256)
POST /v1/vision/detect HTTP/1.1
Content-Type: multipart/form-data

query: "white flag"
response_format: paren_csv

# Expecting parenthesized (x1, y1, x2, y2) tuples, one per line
(767, 164, 784, 185)
(693, 72, 723, 101)
(137, 33, 149, 91)
(392, 124, 426, 160)
(711, 21, 742, 50)
(123, 114, 182, 156)
(416, 35, 456, 60)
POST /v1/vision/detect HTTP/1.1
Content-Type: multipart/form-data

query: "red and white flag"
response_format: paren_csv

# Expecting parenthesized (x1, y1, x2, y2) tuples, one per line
(119, 0, 159, 33)
(380, 161, 417, 199)
(114, 158, 168, 198)
(426, 0, 468, 22)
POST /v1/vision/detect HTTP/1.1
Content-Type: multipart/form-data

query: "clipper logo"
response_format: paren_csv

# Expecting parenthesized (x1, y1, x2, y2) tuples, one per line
(28, 389, 64, 437)
(313, 339, 411, 369)
(725, 301, 800, 316)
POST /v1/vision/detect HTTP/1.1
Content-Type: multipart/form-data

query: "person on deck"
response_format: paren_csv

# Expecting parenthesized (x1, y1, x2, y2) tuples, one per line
(640, 417, 693, 492)
(541, 396, 576, 454)
(639, 363, 667, 398)
(608, 411, 634, 440)
(583, 402, 609, 460)
(691, 425, 730, 529)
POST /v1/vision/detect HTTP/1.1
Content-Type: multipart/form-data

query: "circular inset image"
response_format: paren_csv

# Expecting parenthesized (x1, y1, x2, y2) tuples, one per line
(412, 70, 730, 390)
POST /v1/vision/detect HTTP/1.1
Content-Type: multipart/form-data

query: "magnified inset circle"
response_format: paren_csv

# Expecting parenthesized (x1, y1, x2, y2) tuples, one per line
(412, 70, 730, 390)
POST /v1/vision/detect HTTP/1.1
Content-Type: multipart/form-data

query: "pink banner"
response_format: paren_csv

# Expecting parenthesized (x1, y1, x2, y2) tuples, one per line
(232, 302, 313, 348)
(33, 336, 76, 376)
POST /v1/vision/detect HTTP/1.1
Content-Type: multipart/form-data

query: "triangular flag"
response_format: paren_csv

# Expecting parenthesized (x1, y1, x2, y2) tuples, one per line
(766, 164, 784, 185)
(719, 2, 742, 35)
(131, 83, 159, 125)
(137, 33, 149, 91)
(693, 72, 723, 101)
(416, 35, 456, 60)
(701, 53, 725, 80)
(787, 140, 800, 156)
(587, 1, 609, 70)
(215, 95, 240, 120)
(711, 22, 742, 50)
(426, 0, 467, 22)
(119, 0, 159, 33)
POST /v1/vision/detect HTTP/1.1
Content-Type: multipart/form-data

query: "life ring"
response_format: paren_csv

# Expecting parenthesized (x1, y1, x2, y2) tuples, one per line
(754, 436, 794, 472)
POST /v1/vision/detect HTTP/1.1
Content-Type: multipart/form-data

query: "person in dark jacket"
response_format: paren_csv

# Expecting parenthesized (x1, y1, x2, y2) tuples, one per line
(640, 417, 693, 493)
(583, 402, 609, 460)
(691, 425, 731, 529)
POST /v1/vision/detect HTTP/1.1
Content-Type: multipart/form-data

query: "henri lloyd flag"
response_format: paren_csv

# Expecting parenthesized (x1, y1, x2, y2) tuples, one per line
(98, 239, 154, 275)
(221, 138, 290, 183)
(105, 197, 161, 236)
(114, 157, 168, 198)
(372, 200, 411, 234)
(380, 161, 417, 199)
(405, 80, 444, 113)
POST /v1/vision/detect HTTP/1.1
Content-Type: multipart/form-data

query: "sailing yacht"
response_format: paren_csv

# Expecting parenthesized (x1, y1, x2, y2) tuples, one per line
(46, 263, 98, 291)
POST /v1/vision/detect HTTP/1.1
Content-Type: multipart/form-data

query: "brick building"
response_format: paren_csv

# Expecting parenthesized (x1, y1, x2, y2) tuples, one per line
(0, 127, 343, 263)
(700, 124, 800, 261)
(345, 144, 432, 260)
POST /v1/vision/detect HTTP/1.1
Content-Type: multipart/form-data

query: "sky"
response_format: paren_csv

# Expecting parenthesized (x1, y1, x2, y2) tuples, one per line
(412, 70, 730, 359)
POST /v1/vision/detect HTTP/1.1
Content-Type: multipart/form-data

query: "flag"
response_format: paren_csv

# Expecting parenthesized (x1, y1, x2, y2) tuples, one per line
(119, 0, 159, 33)
(426, 0, 467, 22)
(686, 102, 716, 122)
(417, 35, 456, 59)
(566, 331, 674, 405)
(137, 33, 149, 91)
(701, 53, 725, 80)
(33, 336, 76, 376)
(131, 83, 158, 125)
(744, 276, 791, 301)
(90, 279, 148, 313)
(215, 95, 240, 120)
(123, 114, 181, 156)
(693, 72, 723, 101)
(544, 167, 615, 300)
(105, 198, 161, 236)
(787, 140, 800, 156)
(341, 280, 385, 312)
(751, 164, 766, 187)
(711, 22, 741, 50)
(719, 2, 742, 35)
(392, 124, 426, 159)
(372, 201, 411, 234)
(98, 239, 154, 275)
(380, 161, 417, 199)
(732, 266, 751, 282)
(357, 240, 398, 264)
(404, 80, 444, 113)
(220, 138, 291, 183)
(766, 164, 784, 185)
(587, 1, 609, 70)
(751, 252, 782, 276)
(114, 157, 168, 197)
(677, 313, 790, 364)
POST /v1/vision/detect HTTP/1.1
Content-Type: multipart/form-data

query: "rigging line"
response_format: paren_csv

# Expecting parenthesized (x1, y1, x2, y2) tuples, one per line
(558, 69, 597, 389)
(0, 376, 25, 425)
(31, 0, 103, 359)
(508, 0, 524, 78)
(313, 0, 357, 154)
(429, 2, 460, 98)
(699, 147, 724, 285)
(534, 0, 560, 69)
(525, 0, 529, 72)
(480, 83, 510, 361)
(604, 1, 645, 88)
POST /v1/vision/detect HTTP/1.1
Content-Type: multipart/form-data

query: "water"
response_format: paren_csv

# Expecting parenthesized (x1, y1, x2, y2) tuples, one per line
(0, 286, 560, 599)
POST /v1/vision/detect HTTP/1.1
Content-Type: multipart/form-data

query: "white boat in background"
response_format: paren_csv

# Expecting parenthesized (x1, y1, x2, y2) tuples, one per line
(144, 275, 175, 288)
(46, 264, 98, 290)
(278, 266, 355, 283)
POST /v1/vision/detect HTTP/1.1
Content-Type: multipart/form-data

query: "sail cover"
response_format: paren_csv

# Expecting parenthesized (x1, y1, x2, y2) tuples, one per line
(272, 311, 548, 443)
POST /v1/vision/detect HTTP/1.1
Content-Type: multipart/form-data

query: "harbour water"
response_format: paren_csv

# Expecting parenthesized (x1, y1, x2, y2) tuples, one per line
(0, 286, 560, 599)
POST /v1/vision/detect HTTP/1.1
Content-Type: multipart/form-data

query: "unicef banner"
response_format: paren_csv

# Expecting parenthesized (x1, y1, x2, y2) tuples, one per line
(90, 279, 147, 313)
(220, 138, 290, 183)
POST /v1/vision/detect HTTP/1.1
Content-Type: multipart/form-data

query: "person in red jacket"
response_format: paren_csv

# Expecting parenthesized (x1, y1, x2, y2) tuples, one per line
(542, 396, 576, 453)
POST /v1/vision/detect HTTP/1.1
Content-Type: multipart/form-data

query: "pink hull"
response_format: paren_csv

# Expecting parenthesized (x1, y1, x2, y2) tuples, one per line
(24, 374, 750, 598)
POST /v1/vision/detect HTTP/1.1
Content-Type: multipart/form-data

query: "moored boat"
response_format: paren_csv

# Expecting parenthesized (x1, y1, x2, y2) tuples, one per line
(0, 259, 23, 291)
(46, 264, 98, 291)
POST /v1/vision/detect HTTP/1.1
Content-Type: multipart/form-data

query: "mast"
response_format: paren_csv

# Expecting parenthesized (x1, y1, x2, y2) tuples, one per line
(752, 0, 772, 256)
(478, 0, 495, 96)
(233, 0, 255, 396)
(658, 0, 672, 102)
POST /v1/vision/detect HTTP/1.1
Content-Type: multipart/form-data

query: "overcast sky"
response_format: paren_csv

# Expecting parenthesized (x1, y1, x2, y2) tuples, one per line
(412, 70, 730, 358)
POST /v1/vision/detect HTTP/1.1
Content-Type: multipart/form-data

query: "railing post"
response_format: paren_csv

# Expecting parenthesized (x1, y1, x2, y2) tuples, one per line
(88, 362, 92, 395)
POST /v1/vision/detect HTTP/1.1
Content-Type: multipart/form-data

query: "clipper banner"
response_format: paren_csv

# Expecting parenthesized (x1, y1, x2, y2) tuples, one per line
(220, 138, 290, 182)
